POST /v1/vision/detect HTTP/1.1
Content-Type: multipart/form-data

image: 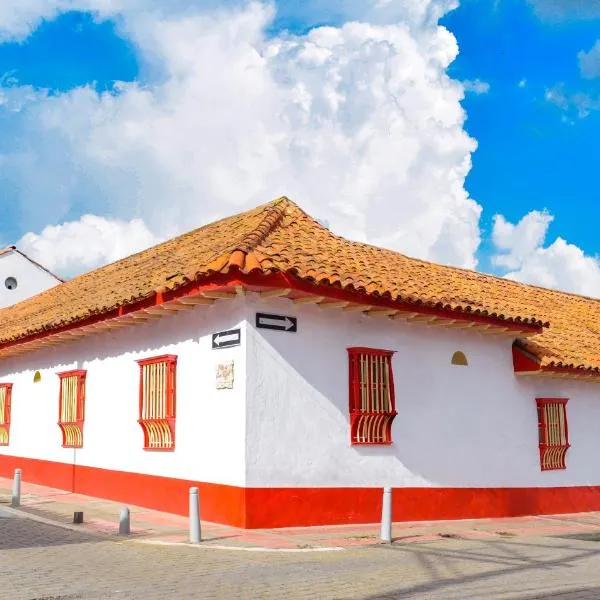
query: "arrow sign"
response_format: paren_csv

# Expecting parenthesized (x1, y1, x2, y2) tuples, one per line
(256, 312, 297, 333)
(212, 328, 241, 349)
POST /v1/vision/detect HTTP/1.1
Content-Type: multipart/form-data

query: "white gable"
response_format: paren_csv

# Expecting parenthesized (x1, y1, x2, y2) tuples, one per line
(0, 248, 61, 309)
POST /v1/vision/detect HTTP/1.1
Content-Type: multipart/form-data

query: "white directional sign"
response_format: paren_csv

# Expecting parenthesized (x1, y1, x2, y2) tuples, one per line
(256, 312, 297, 333)
(212, 328, 241, 349)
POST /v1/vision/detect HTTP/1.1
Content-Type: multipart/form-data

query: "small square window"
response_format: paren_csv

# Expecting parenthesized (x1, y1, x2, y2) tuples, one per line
(58, 370, 86, 448)
(137, 355, 177, 451)
(536, 398, 569, 471)
(0, 383, 13, 446)
(348, 348, 397, 445)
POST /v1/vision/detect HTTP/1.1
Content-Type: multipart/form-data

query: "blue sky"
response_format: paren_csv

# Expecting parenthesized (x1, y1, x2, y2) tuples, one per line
(0, 12, 138, 93)
(442, 0, 600, 271)
(0, 0, 599, 293)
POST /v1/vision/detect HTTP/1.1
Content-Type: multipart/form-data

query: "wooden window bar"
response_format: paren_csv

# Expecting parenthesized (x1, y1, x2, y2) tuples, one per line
(58, 370, 86, 448)
(348, 348, 397, 445)
(137, 355, 177, 451)
(0, 383, 13, 446)
(536, 398, 569, 471)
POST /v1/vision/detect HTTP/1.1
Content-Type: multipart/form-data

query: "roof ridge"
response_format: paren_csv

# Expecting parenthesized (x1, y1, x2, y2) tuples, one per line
(234, 196, 290, 254)
(197, 197, 293, 277)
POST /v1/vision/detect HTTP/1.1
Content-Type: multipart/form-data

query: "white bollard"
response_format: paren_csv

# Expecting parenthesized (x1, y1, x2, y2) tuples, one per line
(11, 468, 21, 508)
(189, 487, 201, 544)
(119, 507, 131, 535)
(380, 487, 392, 543)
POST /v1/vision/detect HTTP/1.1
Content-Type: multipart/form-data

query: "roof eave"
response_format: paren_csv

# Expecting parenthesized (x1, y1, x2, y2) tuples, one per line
(0, 271, 543, 358)
(513, 345, 600, 382)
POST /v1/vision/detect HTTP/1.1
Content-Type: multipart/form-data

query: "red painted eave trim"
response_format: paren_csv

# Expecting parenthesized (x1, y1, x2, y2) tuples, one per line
(513, 345, 542, 374)
(541, 366, 600, 380)
(513, 345, 600, 381)
(0, 270, 542, 355)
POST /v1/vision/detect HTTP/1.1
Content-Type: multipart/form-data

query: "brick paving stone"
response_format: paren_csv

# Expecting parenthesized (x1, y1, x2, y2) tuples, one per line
(7, 478, 600, 598)
(4, 511, 600, 599)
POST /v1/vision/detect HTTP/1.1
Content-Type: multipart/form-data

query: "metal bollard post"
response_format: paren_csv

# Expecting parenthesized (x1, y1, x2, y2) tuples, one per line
(380, 487, 392, 544)
(189, 487, 201, 544)
(11, 468, 21, 508)
(119, 507, 131, 535)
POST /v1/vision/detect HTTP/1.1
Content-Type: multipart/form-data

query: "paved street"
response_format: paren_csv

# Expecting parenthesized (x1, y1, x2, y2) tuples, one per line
(3, 507, 600, 599)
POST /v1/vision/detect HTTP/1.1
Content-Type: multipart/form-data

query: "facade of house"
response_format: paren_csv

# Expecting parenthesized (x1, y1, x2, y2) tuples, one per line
(0, 197, 599, 529)
(0, 246, 62, 309)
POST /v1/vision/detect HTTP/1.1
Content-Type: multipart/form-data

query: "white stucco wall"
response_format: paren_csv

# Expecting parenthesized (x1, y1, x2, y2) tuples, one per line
(2, 290, 600, 493)
(0, 298, 248, 486)
(0, 250, 60, 308)
(245, 296, 600, 489)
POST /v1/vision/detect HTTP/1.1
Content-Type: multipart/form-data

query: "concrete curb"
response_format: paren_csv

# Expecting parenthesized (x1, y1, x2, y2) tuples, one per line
(136, 539, 345, 553)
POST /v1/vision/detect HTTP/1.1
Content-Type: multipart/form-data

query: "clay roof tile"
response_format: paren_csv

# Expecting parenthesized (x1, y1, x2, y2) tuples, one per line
(1, 197, 599, 372)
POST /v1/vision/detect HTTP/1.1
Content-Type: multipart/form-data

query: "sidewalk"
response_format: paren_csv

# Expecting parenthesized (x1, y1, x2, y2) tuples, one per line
(3, 476, 600, 551)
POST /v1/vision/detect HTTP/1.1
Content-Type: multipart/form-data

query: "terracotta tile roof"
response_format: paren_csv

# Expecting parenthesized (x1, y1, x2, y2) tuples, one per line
(0, 197, 598, 375)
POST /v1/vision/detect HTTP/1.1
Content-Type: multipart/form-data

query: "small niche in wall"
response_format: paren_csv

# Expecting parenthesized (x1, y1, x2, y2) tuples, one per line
(33, 371, 42, 383)
(451, 351, 468, 366)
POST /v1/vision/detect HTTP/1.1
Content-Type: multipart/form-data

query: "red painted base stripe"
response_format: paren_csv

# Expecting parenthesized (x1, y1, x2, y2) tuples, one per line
(0, 454, 246, 527)
(3, 454, 600, 528)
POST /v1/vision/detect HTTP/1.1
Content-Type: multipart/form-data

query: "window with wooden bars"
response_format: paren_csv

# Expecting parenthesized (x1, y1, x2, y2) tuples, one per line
(137, 355, 177, 451)
(0, 383, 13, 446)
(58, 370, 86, 448)
(348, 348, 397, 445)
(536, 398, 569, 471)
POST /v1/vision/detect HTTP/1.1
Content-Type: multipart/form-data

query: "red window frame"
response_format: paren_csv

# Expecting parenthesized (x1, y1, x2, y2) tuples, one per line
(57, 370, 86, 448)
(0, 383, 13, 446)
(137, 354, 177, 451)
(536, 398, 570, 471)
(348, 347, 397, 445)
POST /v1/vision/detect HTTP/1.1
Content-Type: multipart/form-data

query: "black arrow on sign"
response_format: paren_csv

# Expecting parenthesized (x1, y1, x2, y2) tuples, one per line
(212, 328, 241, 349)
(256, 312, 297, 332)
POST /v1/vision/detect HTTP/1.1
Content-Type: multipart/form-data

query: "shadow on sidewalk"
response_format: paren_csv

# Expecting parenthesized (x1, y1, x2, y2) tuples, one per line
(338, 538, 600, 600)
(0, 512, 100, 551)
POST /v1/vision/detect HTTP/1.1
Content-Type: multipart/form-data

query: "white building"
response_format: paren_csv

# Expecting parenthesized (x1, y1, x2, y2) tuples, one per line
(0, 197, 598, 528)
(0, 246, 61, 309)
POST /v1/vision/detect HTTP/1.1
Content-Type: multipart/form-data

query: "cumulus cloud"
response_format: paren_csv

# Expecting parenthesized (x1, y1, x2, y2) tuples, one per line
(0, 0, 482, 277)
(579, 40, 600, 79)
(0, 0, 461, 42)
(492, 211, 553, 271)
(462, 79, 490, 94)
(527, 0, 600, 21)
(492, 211, 600, 297)
(18, 215, 160, 277)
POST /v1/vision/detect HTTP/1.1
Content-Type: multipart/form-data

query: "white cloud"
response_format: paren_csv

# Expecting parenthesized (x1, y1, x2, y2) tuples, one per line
(17, 215, 160, 277)
(527, 0, 600, 21)
(579, 40, 600, 79)
(518, 78, 527, 88)
(492, 211, 553, 271)
(545, 83, 600, 118)
(0, 0, 480, 278)
(492, 211, 600, 297)
(462, 79, 490, 94)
